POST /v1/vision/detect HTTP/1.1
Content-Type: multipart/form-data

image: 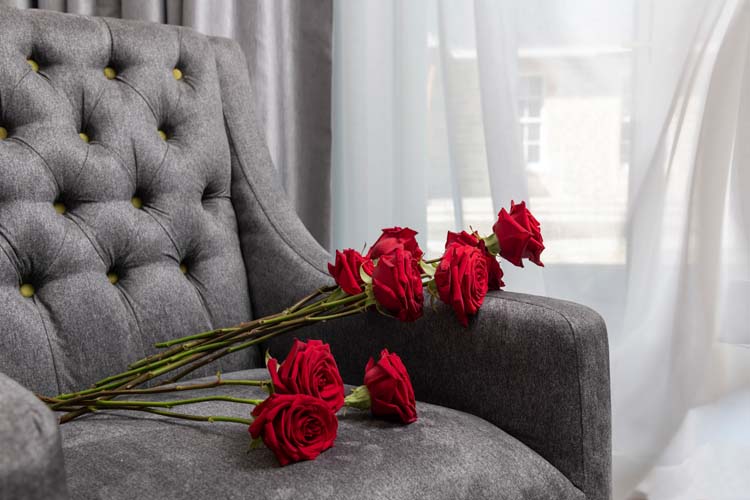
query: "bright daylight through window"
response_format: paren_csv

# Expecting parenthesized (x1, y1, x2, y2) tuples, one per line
(425, 4, 632, 265)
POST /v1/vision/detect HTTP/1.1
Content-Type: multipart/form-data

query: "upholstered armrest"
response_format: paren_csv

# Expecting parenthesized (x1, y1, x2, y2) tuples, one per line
(0, 373, 68, 500)
(271, 291, 611, 500)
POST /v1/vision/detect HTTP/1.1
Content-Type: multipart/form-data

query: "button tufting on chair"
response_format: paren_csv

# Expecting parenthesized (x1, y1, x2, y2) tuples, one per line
(179, 263, 188, 274)
(0, 11, 260, 406)
(107, 272, 119, 285)
(19, 284, 35, 298)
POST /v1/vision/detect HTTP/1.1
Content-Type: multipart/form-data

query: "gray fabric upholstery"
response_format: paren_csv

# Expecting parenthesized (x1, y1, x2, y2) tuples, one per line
(0, 6, 612, 500)
(58, 368, 584, 500)
(211, 34, 333, 317)
(0, 6, 256, 397)
(267, 291, 613, 500)
(11, 0, 335, 249)
(0, 372, 67, 500)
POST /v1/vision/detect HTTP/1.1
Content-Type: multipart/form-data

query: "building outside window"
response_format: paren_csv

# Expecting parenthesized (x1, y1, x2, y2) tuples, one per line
(519, 75, 544, 167)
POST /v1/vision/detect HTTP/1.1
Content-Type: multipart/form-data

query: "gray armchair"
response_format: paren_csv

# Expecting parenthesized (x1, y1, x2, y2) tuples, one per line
(0, 7, 611, 500)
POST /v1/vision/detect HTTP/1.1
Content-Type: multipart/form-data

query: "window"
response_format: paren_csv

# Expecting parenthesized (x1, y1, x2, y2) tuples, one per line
(620, 115, 631, 167)
(519, 75, 544, 167)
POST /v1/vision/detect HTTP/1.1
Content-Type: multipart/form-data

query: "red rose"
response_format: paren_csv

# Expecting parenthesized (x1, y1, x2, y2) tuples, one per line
(364, 349, 417, 424)
(445, 231, 504, 290)
(367, 227, 424, 261)
(327, 249, 373, 296)
(249, 394, 338, 466)
(435, 233, 492, 327)
(371, 248, 424, 322)
(267, 339, 345, 412)
(492, 200, 544, 267)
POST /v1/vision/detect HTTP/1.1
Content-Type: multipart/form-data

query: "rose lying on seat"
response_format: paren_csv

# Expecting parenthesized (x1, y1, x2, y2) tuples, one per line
(249, 393, 338, 467)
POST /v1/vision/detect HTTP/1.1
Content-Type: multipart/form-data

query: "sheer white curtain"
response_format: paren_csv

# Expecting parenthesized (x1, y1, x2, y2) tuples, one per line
(332, 0, 750, 498)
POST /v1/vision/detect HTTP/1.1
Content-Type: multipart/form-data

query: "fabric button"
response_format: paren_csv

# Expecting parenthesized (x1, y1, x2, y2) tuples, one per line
(158, 130, 167, 141)
(179, 263, 188, 274)
(53, 202, 66, 214)
(27, 59, 39, 72)
(79, 132, 89, 143)
(104, 67, 117, 79)
(131, 197, 143, 209)
(20, 283, 35, 298)
(107, 272, 119, 285)
(172, 68, 183, 80)
(0, 127, 7, 140)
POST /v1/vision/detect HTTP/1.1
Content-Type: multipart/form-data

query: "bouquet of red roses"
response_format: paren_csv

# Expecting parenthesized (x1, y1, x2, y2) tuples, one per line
(41, 201, 544, 466)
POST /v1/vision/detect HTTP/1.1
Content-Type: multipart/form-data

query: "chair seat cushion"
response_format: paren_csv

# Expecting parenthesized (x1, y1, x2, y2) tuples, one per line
(58, 369, 584, 500)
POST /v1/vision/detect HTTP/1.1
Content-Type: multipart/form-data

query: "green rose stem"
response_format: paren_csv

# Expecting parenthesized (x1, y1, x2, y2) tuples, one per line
(60, 395, 264, 409)
(126, 286, 336, 370)
(44, 377, 270, 411)
(73, 293, 367, 397)
(156, 298, 366, 386)
(157, 323, 302, 386)
(152, 304, 365, 387)
(153, 297, 367, 387)
(65, 292, 364, 394)
(52, 292, 369, 424)
(53, 324, 297, 424)
(54, 406, 254, 426)
(128, 408, 253, 426)
(141, 290, 359, 363)
(126, 327, 241, 371)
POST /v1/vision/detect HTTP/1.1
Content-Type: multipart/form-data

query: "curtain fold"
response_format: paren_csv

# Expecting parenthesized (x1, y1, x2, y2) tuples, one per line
(333, 1, 750, 498)
(2, 0, 333, 248)
(332, 0, 429, 253)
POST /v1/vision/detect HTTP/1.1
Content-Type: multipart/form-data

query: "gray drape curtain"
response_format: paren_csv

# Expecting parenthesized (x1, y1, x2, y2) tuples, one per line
(3, 0, 333, 248)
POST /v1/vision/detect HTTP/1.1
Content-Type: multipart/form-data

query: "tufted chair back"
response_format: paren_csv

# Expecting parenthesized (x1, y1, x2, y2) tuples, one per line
(0, 7, 327, 396)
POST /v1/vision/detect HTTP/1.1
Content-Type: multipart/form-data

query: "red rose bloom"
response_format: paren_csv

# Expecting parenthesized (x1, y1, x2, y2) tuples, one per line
(249, 394, 338, 466)
(267, 339, 345, 412)
(445, 231, 504, 290)
(492, 200, 544, 267)
(435, 234, 491, 327)
(327, 249, 374, 296)
(364, 349, 417, 424)
(371, 248, 424, 322)
(367, 227, 424, 261)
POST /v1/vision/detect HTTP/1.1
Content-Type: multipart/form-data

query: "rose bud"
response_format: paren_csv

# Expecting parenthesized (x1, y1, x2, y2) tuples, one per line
(328, 249, 374, 295)
(344, 349, 417, 424)
(488, 200, 544, 267)
(249, 394, 338, 466)
(267, 339, 345, 413)
(371, 248, 424, 322)
(367, 227, 424, 261)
